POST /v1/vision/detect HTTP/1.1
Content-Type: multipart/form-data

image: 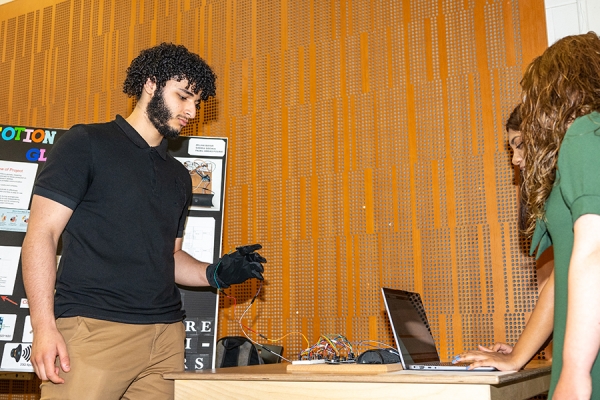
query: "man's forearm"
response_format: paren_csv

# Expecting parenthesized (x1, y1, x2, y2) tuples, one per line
(173, 249, 210, 287)
(22, 232, 59, 330)
(22, 195, 74, 330)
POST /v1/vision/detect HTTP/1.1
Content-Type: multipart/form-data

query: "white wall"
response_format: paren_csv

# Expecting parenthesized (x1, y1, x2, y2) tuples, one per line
(545, 0, 600, 44)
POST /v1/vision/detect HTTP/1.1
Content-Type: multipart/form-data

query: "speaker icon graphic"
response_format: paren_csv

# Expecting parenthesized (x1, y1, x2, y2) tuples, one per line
(10, 344, 31, 363)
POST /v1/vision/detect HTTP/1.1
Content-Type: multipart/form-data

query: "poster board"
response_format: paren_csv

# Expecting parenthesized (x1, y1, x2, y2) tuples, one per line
(0, 128, 226, 372)
(0, 125, 67, 372)
(169, 135, 227, 371)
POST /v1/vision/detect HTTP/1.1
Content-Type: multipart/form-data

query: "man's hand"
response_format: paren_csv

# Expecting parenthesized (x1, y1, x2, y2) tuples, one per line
(206, 244, 266, 289)
(31, 326, 70, 383)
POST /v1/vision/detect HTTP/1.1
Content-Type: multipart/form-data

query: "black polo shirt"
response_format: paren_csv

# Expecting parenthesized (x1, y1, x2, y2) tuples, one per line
(34, 115, 191, 324)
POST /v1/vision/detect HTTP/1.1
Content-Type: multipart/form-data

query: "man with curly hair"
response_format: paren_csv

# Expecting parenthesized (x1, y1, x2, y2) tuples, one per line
(22, 43, 266, 400)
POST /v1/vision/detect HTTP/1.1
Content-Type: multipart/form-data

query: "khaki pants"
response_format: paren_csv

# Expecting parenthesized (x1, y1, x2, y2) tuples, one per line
(41, 317, 185, 400)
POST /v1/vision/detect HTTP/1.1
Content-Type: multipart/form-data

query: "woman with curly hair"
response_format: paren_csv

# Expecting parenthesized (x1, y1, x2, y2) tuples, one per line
(22, 43, 266, 400)
(521, 32, 600, 399)
(456, 105, 556, 373)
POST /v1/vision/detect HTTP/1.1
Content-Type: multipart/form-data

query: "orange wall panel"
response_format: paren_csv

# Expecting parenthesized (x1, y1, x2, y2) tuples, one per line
(0, 0, 548, 371)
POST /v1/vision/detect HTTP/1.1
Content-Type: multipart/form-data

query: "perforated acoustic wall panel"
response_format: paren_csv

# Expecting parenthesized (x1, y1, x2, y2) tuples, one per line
(0, 0, 547, 385)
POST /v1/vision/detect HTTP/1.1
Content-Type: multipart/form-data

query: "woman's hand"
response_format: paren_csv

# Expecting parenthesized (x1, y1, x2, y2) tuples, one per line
(476, 342, 513, 355)
(453, 343, 521, 371)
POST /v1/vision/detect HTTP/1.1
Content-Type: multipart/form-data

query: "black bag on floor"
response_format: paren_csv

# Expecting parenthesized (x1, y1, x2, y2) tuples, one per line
(215, 336, 264, 368)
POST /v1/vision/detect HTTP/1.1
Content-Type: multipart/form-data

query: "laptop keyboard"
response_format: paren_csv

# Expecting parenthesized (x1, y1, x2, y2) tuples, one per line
(419, 361, 471, 367)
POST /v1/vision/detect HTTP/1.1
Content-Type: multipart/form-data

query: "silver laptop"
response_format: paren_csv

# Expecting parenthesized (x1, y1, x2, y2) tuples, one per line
(381, 287, 496, 371)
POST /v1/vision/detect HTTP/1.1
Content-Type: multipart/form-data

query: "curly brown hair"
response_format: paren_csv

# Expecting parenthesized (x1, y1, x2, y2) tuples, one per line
(123, 42, 216, 103)
(520, 32, 600, 236)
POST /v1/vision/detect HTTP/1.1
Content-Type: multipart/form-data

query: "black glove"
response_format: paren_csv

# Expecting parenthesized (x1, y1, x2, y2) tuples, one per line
(206, 244, 266, 289)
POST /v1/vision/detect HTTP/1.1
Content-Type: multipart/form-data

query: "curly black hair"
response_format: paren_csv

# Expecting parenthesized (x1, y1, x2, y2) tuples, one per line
(505, 104, 521, 133)
(123, 43, 216, 103)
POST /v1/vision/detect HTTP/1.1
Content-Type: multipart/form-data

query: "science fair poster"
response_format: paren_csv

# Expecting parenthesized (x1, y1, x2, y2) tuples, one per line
(0, 124, 66, 372)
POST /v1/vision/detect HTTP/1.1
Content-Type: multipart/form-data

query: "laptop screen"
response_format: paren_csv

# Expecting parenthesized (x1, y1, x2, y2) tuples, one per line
(381, 288, 440, 364)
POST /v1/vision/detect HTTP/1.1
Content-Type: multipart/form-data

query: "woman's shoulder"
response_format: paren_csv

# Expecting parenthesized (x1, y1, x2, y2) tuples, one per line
(566, 111, 600, 137)
(558, 112, 600, 170)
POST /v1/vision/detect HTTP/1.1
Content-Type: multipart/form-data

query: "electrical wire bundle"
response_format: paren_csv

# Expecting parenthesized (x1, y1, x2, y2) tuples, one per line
(298, 334, 355, 362)
(218, 279, 398, 364)
(220, 281, 308, 363)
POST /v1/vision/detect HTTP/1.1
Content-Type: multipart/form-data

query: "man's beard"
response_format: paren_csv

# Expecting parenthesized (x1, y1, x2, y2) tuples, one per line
(147, 87, 181, 139)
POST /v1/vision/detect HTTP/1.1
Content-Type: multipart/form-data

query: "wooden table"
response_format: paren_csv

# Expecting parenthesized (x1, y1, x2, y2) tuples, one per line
(164, 361, 551, 400)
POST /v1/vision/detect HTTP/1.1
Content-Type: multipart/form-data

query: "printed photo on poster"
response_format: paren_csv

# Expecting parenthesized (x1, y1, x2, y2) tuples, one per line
(182, 217, 216, 264)
(0, 314, 17, 341)
(0, 161, 38, 210)
(175, 157, 223, 212)
(0, 246, 21, 296)
(1, 343, 33, 371)
(0, 208, 30, 232)
(22, 316, 32, 342)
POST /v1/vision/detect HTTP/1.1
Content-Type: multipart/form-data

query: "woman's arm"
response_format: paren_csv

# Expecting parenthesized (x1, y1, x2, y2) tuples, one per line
(552, 214, 600, 399)
(458, 268, 554, 370)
